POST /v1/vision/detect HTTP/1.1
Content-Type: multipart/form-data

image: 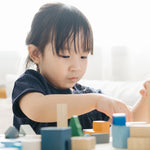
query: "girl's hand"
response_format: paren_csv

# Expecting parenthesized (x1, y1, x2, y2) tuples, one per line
(96, 94, 132, 122)
(140, 80, 150, 98)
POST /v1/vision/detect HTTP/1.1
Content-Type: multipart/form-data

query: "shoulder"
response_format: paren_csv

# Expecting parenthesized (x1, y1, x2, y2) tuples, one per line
(74, 83, 102, 94)
(15, 69, 47, 88)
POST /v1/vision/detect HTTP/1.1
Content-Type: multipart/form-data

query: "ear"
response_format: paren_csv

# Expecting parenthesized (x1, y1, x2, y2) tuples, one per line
(28, 44, 41, 64)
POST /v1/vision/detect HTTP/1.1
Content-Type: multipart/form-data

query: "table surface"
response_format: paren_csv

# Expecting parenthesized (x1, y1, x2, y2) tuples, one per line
(95, 143, 127, 150)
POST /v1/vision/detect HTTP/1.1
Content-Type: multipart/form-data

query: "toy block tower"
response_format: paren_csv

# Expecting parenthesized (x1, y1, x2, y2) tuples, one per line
(112, 113, 129, 149)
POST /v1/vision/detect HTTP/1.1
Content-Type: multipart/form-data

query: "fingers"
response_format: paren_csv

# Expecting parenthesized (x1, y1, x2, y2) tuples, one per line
(140, 89, 146, 97)
(143, 80, 150, 89)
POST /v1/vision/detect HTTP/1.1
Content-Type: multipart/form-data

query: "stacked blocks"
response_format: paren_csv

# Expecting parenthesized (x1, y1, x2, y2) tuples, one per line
(83, 121, 110, 144)
(128, 124, 150, 150)
(92, 121, 110, 144)
(112, 113, 129, 149)
(69, 115, 84, 136)
(41, 127, 71, 150)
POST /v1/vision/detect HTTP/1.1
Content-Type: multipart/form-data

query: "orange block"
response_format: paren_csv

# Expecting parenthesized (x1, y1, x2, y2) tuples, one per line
(0, 88, 6, 98)
(93, 121, 110, 133)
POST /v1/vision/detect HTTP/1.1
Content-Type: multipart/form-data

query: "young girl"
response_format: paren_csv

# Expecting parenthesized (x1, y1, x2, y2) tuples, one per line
(12, 3, 148, 134)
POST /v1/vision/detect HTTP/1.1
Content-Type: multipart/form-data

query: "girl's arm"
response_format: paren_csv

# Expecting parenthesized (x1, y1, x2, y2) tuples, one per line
(19, 92, 132, 122)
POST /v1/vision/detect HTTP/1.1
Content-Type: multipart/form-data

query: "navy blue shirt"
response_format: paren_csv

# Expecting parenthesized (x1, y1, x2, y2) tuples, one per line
(12, 69, 109, 134)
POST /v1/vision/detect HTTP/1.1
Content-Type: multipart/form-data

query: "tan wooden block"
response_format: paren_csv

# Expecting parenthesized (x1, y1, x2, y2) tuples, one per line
(71, 136, 96, 150)
(130, 124, 150, 137)
(128, 137, 150, 150)
(57, 104, 68, 127)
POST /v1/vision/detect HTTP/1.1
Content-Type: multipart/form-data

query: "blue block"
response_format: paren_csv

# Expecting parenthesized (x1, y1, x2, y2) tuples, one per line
(112, 113, 126, 126)
(112, 125, 129, 149)
(1, 141, 22, 150)
(41, 127, 71, 150)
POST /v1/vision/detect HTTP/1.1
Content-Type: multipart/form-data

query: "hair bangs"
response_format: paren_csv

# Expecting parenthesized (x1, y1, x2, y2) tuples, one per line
(50, 5, 93, 55)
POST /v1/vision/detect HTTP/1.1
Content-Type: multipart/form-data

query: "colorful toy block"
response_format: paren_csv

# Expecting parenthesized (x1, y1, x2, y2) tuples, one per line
(112, 113, 130, 149)
(112, 124, 129, 148)
(112, 113, 126, 126)
(69, 115, 84, 136)
(57, 104, 68, 127)
(5, 126, 19, 139)
(41, 127, 71, 150)
(19, 124, 36, 136)
(71, 136, 96, 150)
(91, 133, 109, 144)
(93, 121, 110, 133)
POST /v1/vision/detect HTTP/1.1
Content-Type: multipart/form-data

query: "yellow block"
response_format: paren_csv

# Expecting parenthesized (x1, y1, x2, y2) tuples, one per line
(93, 121, 110, 133)
(0, 88, 6, 98)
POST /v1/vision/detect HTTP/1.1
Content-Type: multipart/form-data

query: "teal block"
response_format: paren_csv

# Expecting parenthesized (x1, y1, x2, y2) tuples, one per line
(69, 115, 84, 136)
(41, 127, 71, 150)
(112, 125, 129, 149)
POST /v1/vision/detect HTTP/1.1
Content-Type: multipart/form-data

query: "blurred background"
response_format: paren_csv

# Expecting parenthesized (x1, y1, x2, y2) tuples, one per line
(0, 0, 150, 81)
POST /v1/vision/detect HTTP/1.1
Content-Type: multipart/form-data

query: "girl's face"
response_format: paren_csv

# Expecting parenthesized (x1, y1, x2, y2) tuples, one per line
(38, 40, 89, 89)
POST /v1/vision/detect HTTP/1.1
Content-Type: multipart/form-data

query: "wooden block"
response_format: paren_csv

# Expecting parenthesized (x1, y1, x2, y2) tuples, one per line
(19, 124, 36, 136)
(57, 104, 68, 127)
(5, 126, 19, 139)
(71, 136, 96, 150)
(20, 138, 41, 150)
(112, 125, 129, 149)
(83, 129, 95, 136)
(128, 137, 150, 150)
(146, 83, 150, 123)
(91, 133, 109, 144)
(69, 116, 84, 136)
(41, 127, 71, 150)
(130, 124, 150, 137)
(0, 88, 6, 98)
(93, 121, 110, 133)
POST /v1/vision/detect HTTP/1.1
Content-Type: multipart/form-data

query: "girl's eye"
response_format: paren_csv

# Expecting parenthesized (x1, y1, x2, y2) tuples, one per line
(81, 56, 87, 59)
(60, 55, 70, 58)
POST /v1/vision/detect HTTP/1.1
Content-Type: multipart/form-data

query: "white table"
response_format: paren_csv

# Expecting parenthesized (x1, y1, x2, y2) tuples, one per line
(95, 140, 127, 150)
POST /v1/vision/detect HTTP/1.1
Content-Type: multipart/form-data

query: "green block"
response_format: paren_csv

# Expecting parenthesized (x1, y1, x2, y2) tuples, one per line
(69, 115, 84, 136)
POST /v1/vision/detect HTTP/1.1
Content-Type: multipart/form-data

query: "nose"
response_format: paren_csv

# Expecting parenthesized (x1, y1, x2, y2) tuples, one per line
(69, 56, 81, 72)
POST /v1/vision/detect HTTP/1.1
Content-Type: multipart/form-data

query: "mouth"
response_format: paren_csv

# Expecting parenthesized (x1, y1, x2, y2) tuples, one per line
(68, 77, 79, 82)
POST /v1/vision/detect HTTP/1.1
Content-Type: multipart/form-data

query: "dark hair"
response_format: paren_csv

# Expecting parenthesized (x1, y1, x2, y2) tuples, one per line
(26, 3, 93, 70)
